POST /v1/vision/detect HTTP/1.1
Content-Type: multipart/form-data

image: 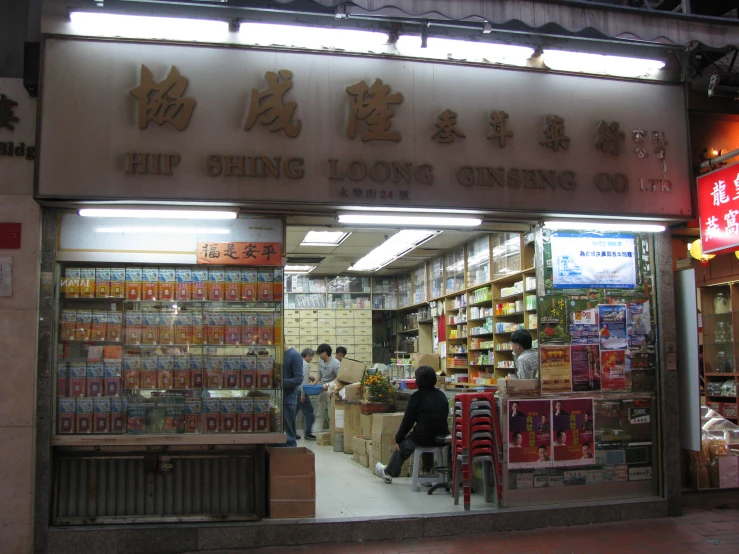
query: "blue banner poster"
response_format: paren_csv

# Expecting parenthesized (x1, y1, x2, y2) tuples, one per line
(550, 232, 637, 289)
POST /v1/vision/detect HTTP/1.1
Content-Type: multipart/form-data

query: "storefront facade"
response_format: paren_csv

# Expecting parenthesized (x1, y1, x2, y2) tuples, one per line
(32, 25, 688, 553)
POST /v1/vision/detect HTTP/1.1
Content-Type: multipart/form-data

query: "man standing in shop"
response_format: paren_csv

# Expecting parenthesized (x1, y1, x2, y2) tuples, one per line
(282, 341, 304, 447)
(336, 346, 347, 362)
(313, 343, 341, 434)
(511, 329, 539, 379)
(298, 348, 317, 441)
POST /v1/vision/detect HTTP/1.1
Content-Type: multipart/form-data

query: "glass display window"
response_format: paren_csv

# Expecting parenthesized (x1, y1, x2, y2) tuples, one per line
(445, 246, 465, 294)
(467, 235, 491, 288)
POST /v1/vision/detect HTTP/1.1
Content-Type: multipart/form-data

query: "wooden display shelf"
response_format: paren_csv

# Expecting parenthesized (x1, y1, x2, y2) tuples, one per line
(52, 433, 287, 447)
(469, 298, 493, 307)
(469, 317, 493, 323)
(494, 292, 523, 301)
(418, 319, 434, 324)
(445, 382, 496, 388)
(469, 347, 494, 352)
(495, 311, 525, 317)
(704, 373, 739, 377)
(469, 331, 495, 337)
(447, 336, 468, 341)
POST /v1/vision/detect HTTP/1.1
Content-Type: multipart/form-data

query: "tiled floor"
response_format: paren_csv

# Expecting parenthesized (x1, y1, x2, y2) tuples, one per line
(209, 503, 739, 553)
(299, 436, 494, 519)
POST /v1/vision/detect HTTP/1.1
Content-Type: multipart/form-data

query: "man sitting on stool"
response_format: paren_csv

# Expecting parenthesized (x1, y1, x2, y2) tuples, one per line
(374, 366, 449, 484)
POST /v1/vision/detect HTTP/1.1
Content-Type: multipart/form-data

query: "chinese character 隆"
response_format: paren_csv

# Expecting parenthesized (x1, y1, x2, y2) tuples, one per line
(595, 120, 624, 155)
(129, 65, 196, 131)
(0, 94, 19, 131)
(244, 70, 301, 138)
(432, 109, 465, 143)
(346, 79, 403, 142)
(487, 110, 513, 147)
(540, 115, 570, 152)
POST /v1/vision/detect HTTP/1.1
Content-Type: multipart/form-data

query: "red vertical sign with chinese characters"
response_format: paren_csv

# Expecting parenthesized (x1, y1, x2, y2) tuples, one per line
(698, 161, 739, 255)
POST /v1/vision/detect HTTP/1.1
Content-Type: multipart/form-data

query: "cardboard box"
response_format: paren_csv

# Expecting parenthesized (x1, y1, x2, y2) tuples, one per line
(343, 402, 361, 453)
(360, 412, 373, 437)
(372, 434, 412, 476)
(496, 378, 540, 396)
(329, 396, 345, 446)
(316, 431, 331, 445)
(370, 412, 405, 442)
(343, 383, 362, 402)
(337, 358, 366, 384)
(266, 447, 316, 519)
(351, 435, 372, 456)
(411, 353, 441, 372)
(352, 452, 370, 467)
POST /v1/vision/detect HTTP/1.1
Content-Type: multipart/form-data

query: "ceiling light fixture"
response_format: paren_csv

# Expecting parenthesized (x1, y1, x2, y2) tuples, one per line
(285, 265, 316, 274)
(395, 36, 534, 66)
(544, 221, 666, 233)
(338, 213, 482, 227)
(94, 226, 231, 235)
(542, 50, 665, 78)
(79, 209, 238, 220)
(68, 12, 230, 42)
(349, 229, 439, 271)
(237, 22, 389, 52)
(300, 230, 350, 246)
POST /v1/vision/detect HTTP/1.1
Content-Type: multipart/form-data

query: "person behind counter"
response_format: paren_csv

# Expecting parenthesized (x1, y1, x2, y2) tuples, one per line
(374, 366, 450, 484)
(312, 343, 341, 434)
(511, 329, 539, 379)
(335, 346, 347, 361)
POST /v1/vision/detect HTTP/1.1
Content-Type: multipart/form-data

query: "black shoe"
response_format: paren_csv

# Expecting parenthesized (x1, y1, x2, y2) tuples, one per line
(305, 434, 317, 440)
(296, 434, 302, 440)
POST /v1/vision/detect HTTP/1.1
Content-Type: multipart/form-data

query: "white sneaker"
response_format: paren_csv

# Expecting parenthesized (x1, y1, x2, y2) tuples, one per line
(374, 462, 392, 484)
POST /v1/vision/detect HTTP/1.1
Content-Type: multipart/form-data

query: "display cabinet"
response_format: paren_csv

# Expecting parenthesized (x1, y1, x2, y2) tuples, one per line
(284, 274, 326, 309)
(412, 264, 427, 305)
(327, 275, 371, 309)
(445, 246, 465, 294)
(467, 285, 494, 384)
(398, 273, 412, 308)
(372, 276, 398, 310)
(467, 235, 491, 288)
(492, 232, 521, 279)
(428, 256, 445, 299)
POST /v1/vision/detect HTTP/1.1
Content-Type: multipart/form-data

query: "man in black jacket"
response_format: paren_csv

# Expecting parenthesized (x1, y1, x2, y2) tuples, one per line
(374, 366, 449, 484)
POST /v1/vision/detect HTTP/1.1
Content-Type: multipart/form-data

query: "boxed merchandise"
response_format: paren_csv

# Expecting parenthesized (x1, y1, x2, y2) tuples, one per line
(258, 313, 275, 345)
(351, 436, 372, 456)
(79, 268, 96, 298)
(410, 353, 441, 372)
(159, 267, 176, 300)
(107, 311, 122, 342)
(143, 267, 159, 300)
(157, 357, 174, 389)
(125, 267, 143, 301)
(91, 310, 107, 342)
(266, 447, 316, 519)
(242, 312, 258, 344)
(237, 398, 254, 432)
(203, 399, 221, 433)
(352, 451, 370, 467)
(337, 358, 366, 385)
(175, 312, 192, 344)
(56, 362, 68, 397)
(208, 268, 225, 301)
(110, 397, 125, 433)
(76, 398, 93, 434)
(110, 268, 126, 298)
(330, 397, 345, 446)
(60, 309, 77, 341)
(95, 268, 111, 298)
(75, 311, 92, 342)
(192, 268, 208, 301)
(86, 362, 104, 397)
(57, 398, 76, 434)
(93, 397, 111, 433)
(316, 431, 331, 446)
(64, 267, 80, 298)
(158, 313, 175, 345)
(191, 356, 205, 388)
(257, 365, 273, 389)
(221, 399, 238, 432)
(254, 398, 271, 431)
(225, 269, 242, 301)
(124, 311, 143, 344)
(69, 362, 87, 397)
(205, 355, 224, 389)
(360, 412, 373, 437)
(258, 270, 273, 301)
(241, 269, 258, 301)
(206, 311, 225, 345)
(371, 412, 404, 441)
(161, 397, 185, 434)
(273, 268, 283, 301)
(104, 363, 121, 397)
(225, 312, 242, 345)
(343, 402, 361, 454)
(142, 312, 159, 345)
(191, 313, 205, 345)
(140, 355, 157, 389)
(240, 356, 257, 389)
(174, 356, 192, 389)
(343, 383, 362, 402)
(223, 356, 240, 389)
(176, 267, 192, 300)
(127, 401, 147, 434)
(496, 378, 540, 396)
(185, 399, 201, 433)
(123, 368, 140, 390)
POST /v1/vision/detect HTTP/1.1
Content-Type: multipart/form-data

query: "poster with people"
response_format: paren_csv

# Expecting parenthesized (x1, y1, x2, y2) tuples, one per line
(551, 398, 596, 466)
(540, 346, 572, 393)
(571, 345, 602, 392)
(507, 400, 553, 468)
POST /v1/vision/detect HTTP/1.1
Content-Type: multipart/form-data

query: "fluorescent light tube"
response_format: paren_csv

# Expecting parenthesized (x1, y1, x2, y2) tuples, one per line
(301, 231, 350, 246)
(543, 50, 665, 78)
(285, 265, 316, 273)
(69, 12, 230, 42)
(94, 227, 231, 235)
(338, 214, 482, 227)
(349, 229, 438, 271)
(238, 22, 388, 52)
(544, 221, 666, 233)
(79, 209, 237, 220)
(396, 36, 533, 66)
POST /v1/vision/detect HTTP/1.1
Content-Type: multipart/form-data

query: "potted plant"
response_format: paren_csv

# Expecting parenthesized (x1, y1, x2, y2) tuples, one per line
(359, 370, 394, 413)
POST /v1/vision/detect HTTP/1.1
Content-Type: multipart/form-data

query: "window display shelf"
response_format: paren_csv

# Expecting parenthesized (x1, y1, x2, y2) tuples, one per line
(52, 433, 286, 447)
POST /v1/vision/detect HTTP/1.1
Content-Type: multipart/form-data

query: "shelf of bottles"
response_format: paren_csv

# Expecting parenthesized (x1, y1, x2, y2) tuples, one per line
(467, 235, 491, 288)
(327, 275, 372, 309)
(284, 274, 327, 309)
(56, 265, 283, 437)
(372, 276, 398, 310)
(428, 256, 445, 300)
(445, 246, 465, 294)
(446, 292, 468, 374)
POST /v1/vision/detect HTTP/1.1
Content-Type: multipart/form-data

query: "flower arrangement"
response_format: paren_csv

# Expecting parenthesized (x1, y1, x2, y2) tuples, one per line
(359, 370, 394, 403)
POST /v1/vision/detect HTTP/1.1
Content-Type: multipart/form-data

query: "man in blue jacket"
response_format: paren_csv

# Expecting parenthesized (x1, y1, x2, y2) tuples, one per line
(283, 341, 304, 447)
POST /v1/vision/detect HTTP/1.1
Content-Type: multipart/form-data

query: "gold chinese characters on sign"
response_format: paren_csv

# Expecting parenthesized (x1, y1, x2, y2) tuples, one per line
(129, 65, 196, 131)
(245, 70, 301, 137)
(346, 78, 403, 142)
(433, 109, 465, 144)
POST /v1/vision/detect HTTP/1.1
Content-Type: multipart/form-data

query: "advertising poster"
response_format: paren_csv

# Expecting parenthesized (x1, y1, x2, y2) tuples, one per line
(570, 345, 601, 392)
(540, 346, 572, 393)
(600, 350, 629, 390)
(508, 399, 553, 468)
(539, 295, 570, 345)
(551, 398, 596, 467)
(598, 304, 628, 350)
(549, 232, 637, 289)
(568, 297, 600, 345)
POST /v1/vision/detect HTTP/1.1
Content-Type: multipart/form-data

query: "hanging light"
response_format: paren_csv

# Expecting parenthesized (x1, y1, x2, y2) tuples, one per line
(734, 250, 739, 260)
(689, 241, 715, 266)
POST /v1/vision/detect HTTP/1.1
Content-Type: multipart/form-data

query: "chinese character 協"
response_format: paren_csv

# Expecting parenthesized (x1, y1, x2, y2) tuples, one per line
(540, 115, 570, 152)
(0, 94, 19, 131)
(712, 181, 730, 206)
(432, 109, 465, 143)
(244, 70, 301, 138)
(595, 120, 624, 155)
(487, 110, 513, 147)
(346, 79, 403, 142)
(129, 65, 196, 131)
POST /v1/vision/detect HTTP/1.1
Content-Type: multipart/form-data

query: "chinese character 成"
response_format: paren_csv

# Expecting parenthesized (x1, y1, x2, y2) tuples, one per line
(129, 65, 196, 131)
(595, 120, 624, 155)
(712, 180, 730, 206)
(0, 94, 19, 131)
(346, 79, 403, 142)
(432, 109, 465, 143)
(487, 110, 513, 147)
(540, 115, 570, 151)
(245, 70, 301, 138)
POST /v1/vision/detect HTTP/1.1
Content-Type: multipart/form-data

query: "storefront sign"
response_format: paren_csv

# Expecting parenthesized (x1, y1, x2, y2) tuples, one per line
(196, 241, 281, 265)
(697, 161, 739, 254)
(0, 78, 36, 194)
(550, 232, 636, 289)
(37, 38, 692, 218)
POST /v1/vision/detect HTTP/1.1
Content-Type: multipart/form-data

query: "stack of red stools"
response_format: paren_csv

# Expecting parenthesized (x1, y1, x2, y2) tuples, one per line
(452, 392, 503, 510)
